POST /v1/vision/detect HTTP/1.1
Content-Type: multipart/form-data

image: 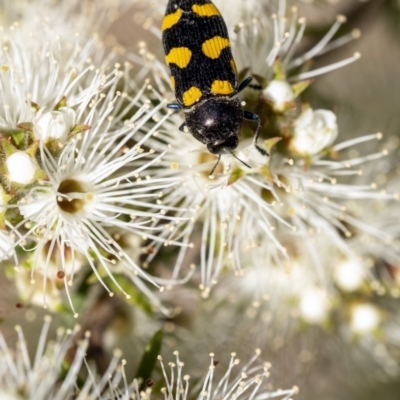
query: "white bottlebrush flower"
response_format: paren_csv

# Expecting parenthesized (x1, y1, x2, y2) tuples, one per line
(213, 0, 265, 28)
(0, 0, 133, 39)
(0, 316, 127, 400)
(0, 316, 84, 399)
(150, 350, 299, 400)
(0, 0, 134, 132)
(130, 0, 393, 304)
(8, 87, 192, 314)
(138, 100, 391, 295)
(291, 108, 338, 156)
(6, 151, 38, 185)
(263, 80, 295, 111)
(34, 107, 76, 143)
(233, 3, 361, 81)
(135, 118, 292, 295)
(0, 0, 198, 313)
(0, 318, 299, 400)
(0, 23, 194, 316)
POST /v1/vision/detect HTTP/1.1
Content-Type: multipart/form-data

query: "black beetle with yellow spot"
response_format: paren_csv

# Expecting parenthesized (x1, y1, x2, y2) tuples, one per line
(162, 0, 267, 173)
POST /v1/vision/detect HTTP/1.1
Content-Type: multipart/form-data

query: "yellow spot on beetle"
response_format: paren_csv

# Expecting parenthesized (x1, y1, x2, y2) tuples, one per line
(170, 76, 175, 89)
(162, 8, 183, 31)
(211, 80, 234, 95)
(230, 59, 238, 76)
(202, 36, 230, 59)
(183, 86, 203, 106)
(192, 3, 221, 17)
(165, 47, 192, 69)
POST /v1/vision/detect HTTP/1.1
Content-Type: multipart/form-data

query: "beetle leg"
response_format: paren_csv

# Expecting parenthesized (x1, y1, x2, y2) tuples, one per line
(248, 83, 262, 90)
(243, 111, 268, 156)
(167, 103, 182, 110)
(179, 122, 187, 132)
(237, 76, 253, 94)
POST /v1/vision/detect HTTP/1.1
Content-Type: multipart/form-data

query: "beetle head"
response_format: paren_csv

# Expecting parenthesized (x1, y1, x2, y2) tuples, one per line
(185, 97, 243, 154)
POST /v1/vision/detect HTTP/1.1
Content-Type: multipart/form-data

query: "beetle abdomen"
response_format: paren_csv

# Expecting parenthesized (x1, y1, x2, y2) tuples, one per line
(162, 0, 238, 108)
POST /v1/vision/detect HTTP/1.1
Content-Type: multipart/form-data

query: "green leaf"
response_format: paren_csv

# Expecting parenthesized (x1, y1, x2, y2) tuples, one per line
(29, 101, 40, 113)
(68, 124, 91, 139)
(136, 329, 163, 391)
(25, 140, 38, 158)
(260, 165, 275, 184)
(0, 212, 5, 230)
(273, 58, 286, 81)
(292, 79, 313, 98)
(54, 96, 67, 110)
(228, 167, 245, 186)
(264, 137, 282, 154)
(16, 122, 34, 134)
(33, 168, 48, 181)
(9, 130, 26, 148)
(0, 138, 17, 157)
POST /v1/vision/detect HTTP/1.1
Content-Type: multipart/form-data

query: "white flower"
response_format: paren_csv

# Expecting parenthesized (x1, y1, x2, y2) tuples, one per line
(291, 108, 338, 156)
(0, 317, 83, 399)
(0, 317, 125, 400)
(8, 69, 195, 314)
(140, 109, 389, 296)
(351, 304, 381, 334)
(233, 7, 361, 81)
(34, 107, 76, 142)
(299, 287, 330, 324)
(213, 0, 263, 29)
(263, 80, 295, 111)
(152, 350, 299, 400)
(6, 151, 38, 184)
(0, 320, 298, 400)
(129, 1, 392, 304)
(334, 258, 365, 292)
(0, 0, 129, 131)
(0, 2, 195, 314)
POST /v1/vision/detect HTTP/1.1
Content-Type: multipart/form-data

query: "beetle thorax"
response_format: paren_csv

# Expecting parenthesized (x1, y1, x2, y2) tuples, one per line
(185, 97, 243, 154)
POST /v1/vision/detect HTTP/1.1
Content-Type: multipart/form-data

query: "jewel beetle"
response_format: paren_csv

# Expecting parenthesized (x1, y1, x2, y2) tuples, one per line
(161, 0, 267, 174)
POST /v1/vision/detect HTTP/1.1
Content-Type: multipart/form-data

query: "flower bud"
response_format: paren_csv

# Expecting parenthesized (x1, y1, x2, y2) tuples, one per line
(6, 151, 38, 185)
(34, 107, 76, 142)
(263, 80, 295, 112)
(291, 108, 338, 156)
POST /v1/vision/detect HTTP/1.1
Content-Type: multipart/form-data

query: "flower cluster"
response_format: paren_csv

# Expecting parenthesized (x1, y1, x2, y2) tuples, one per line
(132, 0, 394, 302)
(0, 0, 198, 315)
(0, 318, 298, 400)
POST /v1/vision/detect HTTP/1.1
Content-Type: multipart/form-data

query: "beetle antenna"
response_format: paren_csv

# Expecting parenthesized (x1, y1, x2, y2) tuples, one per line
(231, 152, 251, 169)
(209, 155, 222, 177)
